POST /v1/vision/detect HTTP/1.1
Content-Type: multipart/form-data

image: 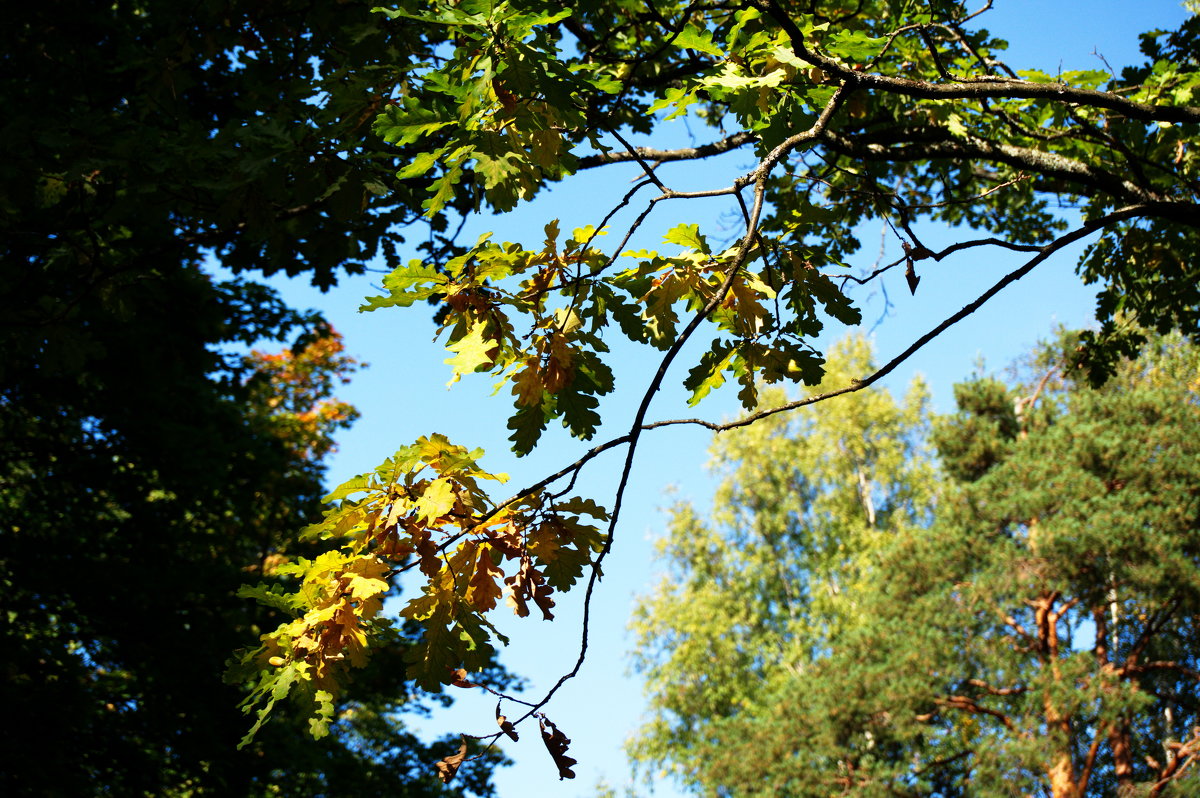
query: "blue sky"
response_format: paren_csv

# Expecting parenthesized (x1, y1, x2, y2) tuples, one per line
(248, 2, 1194, 795)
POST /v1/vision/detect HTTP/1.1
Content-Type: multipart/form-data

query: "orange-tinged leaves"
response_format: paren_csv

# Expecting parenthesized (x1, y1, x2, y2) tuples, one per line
(340, 618, 370, 667)
(236, 434, 605, 752)
(543, 333, 575, 393)
(450, 668, 477, 688)
(484, 519, 527, 560)
(505, 558, 555, 620)
(504, 581, 530, 618)
(523, 265, 558, 297)
(411, 526, 443, 578)
(724, 275, 771, 336)
(244, 328, 361, 463)
(526, 521, 563, 562)
(528, 578, 554, 622)
(466, 542, 505, 612)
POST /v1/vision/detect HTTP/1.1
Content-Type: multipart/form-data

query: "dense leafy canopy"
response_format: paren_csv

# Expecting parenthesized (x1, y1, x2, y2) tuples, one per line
(630, 333, 1200, 796)
(228, 0, 1200, 773)
(1, 1, 507, 794)
(6, 0, 1197, 787)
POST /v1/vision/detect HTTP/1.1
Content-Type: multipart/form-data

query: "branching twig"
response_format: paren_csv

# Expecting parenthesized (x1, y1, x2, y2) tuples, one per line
(641, 204, 1156, 434)
(453, 85, 853, 740)
(755, 0, 1200, 124)
(578, 131, 757, 170)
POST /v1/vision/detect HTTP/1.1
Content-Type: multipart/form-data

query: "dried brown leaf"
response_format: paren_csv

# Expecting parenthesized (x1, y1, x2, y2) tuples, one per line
(450, 668, 476, 688)
(435, 738, 468, 785)
(412, 526, 442, 578)
(538, 715, 577, 780)
(505, 558, 555, 620)
(905, 261, 920, 295)
(466, 542, 505, 611)
(496, 702, 519, 742)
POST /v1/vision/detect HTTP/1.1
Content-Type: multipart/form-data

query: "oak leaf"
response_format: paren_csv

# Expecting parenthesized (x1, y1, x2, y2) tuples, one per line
(444, 322, 497, 383)
(538, 715, 577, 780)
(496, 703, 519, 742)
(466, 542, 505, 612)
(450, 668, 476, 688)
(344, 557, 390, 603)
(414, 477, 457, 523)
(512, 360, 545, 406)
(504, 558, 556, 620)
(435, 738, 469, 784)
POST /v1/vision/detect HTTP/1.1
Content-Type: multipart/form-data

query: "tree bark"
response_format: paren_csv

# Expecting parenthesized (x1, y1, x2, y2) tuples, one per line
(1109, 720, 1135, 793)
(1034, 592, 1078, 798)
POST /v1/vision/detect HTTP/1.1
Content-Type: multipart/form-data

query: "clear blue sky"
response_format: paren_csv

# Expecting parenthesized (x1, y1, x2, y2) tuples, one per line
(247, 2, 1193, 795)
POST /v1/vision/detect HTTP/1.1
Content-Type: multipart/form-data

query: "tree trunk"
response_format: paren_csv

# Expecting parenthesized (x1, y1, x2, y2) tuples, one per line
(1109, 720, 1135, 793)
(1035, 592, 1078, 798)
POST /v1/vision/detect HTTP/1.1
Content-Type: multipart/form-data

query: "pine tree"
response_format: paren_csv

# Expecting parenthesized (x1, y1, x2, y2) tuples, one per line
(630, 333, 1200, 796)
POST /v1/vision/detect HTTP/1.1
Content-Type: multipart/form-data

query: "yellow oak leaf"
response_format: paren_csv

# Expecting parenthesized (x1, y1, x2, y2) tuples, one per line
(346, 572, 388, 601)
(444, 322, 496, 384)
(302, 603, 339, 627)
(414, 477, 457, 523)
(512, 360, 544, 406)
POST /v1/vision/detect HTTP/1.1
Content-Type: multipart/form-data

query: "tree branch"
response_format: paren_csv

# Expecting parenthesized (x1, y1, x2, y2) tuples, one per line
(965, 678, 1026, 697)
(642, 204, 1156, 434)
(755, 0, 1200, 124)
(577, 131, 757, 170)
(819, 128, 1169, 205)
(936, 695, 1017, 730)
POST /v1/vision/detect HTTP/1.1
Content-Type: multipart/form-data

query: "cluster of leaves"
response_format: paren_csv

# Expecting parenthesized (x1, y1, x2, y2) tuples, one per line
(630, 332, 1200, 797)
(230, 434, 607, 743)
(362, 218, 856, 456)
(224, 0, 1200, 768)
(244, 329, 363, 462)
(351, 0, 1200, 473)
(370, 1, 881, 416)
(362, 221, 617, 453)
(373, 3, 620, 214)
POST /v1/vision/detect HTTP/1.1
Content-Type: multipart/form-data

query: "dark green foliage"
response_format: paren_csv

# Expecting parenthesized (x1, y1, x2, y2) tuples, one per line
(1074, 15, 1200, 385)
(934, 378, 1019, 481)
(0, 2, 505, 794)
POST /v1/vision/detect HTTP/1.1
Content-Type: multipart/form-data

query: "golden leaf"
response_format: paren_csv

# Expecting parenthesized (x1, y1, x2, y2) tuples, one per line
(512, 360, 545, 406)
